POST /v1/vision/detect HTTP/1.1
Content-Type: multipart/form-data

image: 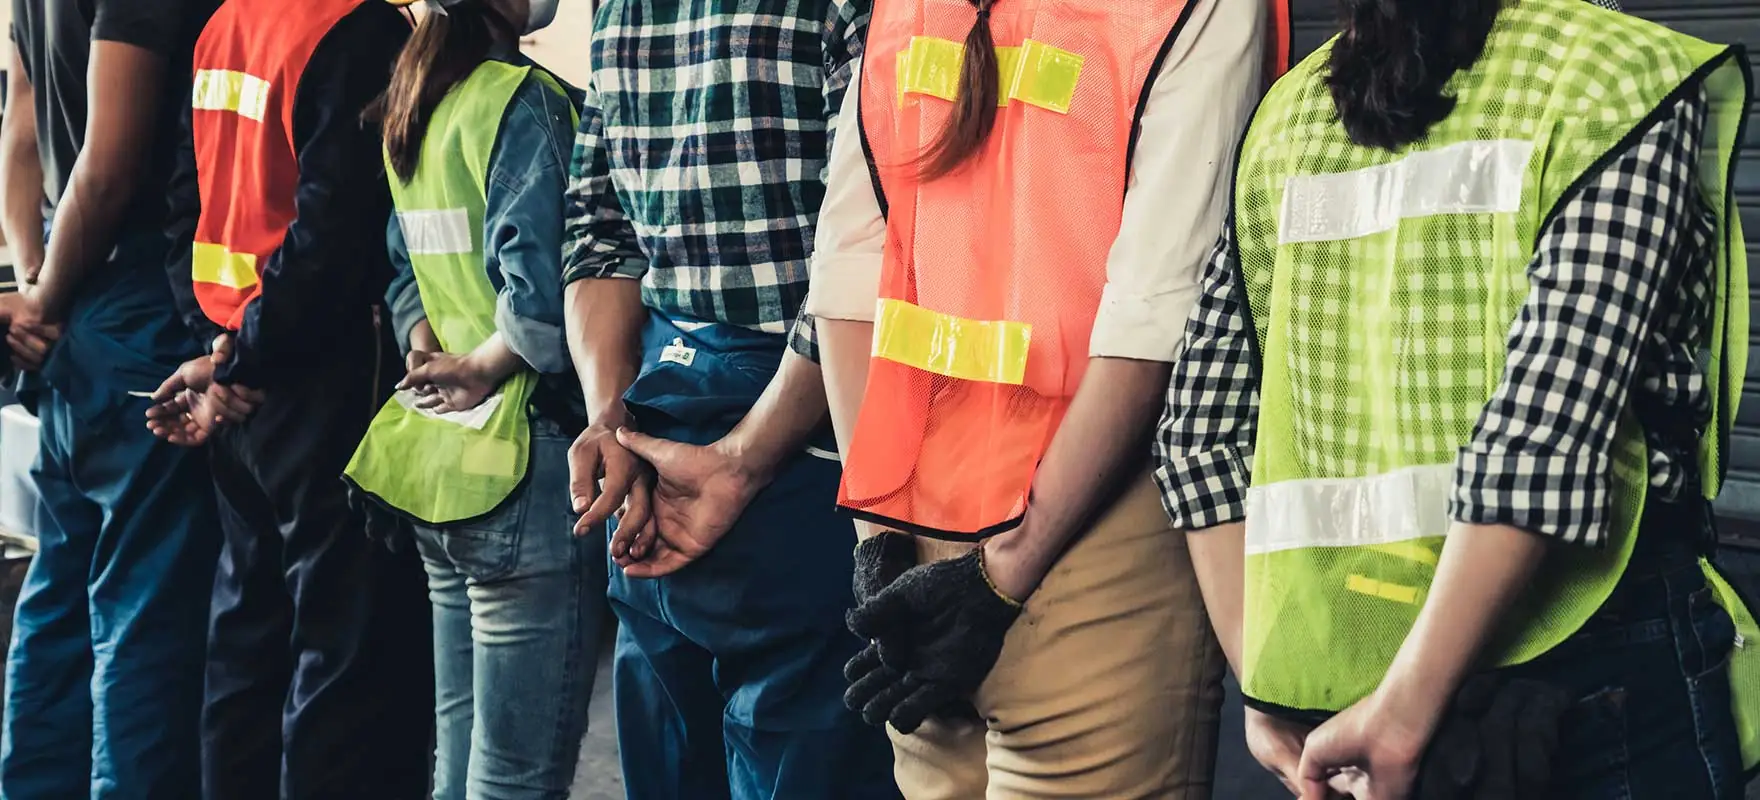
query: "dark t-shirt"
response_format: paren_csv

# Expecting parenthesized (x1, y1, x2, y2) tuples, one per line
(10, 0, 218, 229)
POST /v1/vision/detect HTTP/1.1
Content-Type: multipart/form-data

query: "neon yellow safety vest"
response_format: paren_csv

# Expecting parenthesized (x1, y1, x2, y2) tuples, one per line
(344, 61, 576, 525)
(1232, 0, 1758, 769)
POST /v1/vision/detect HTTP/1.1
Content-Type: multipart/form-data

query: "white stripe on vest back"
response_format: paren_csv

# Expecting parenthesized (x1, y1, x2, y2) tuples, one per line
(1244, 464, 1454, 555)
(1278, 139, 1533, 245)
(399, 209, 474, 255)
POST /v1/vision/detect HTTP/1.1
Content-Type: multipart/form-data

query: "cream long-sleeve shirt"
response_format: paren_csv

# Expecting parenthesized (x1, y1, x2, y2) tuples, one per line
(805, 0, 1267, 363)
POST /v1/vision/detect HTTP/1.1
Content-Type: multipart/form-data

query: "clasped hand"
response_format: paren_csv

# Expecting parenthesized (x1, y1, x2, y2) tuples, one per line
(842, 535, 1022, 735)
(0, 289, 62, 373)
(566, 416, 767, 579)
(144, 334, 265, 447)
(399, 349, 501, 415)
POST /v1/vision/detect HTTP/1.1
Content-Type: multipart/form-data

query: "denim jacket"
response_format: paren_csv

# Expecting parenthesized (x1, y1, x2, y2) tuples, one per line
(386, 56, 578, 375)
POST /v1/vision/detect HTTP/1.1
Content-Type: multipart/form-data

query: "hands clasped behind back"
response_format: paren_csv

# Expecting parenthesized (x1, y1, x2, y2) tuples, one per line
(844, 537, 1023, 735)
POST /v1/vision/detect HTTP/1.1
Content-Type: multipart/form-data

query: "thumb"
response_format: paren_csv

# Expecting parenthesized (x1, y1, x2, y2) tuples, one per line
(846, 581, 915, 640)
(150, 371, 188, 404)
(614, 427, 672, 465)
(1296, 728, 1357, 800)
(211, 334, 234, 365)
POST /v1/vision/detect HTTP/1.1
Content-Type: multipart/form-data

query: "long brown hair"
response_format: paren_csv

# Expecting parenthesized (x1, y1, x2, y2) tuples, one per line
(1326, 0, 1502, 150)
(915, 0, 1000, 180)
(371, 2, 514, 181)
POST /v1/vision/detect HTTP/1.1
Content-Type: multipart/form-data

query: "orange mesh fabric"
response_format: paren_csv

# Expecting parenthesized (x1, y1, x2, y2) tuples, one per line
(844, 0, 1195, 537)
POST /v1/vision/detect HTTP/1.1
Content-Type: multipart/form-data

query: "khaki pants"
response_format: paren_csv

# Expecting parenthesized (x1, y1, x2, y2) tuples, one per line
(891, 476, 1227, 799)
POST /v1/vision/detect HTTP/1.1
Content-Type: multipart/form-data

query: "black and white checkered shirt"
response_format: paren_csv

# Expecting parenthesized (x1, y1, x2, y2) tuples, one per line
(559, 0, 869, 361)
(1154, 90, 1714, 547)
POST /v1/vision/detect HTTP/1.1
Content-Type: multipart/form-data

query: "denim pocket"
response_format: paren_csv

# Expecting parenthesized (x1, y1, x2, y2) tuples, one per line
(1686, 586, 1738, 676)
(1553, 685, 1632, 797)
(435, 489, 529, 584)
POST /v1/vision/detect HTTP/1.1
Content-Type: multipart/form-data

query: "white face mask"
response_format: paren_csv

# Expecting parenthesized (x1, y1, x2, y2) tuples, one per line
(524, 0, 559, 34)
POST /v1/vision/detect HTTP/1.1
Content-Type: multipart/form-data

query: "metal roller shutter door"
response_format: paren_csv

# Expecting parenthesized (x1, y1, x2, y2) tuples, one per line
(1286, 0, 1760, 544)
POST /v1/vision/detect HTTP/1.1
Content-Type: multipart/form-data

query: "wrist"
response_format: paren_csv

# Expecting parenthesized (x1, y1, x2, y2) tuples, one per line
(714, 431, 776, 488)
(980, 524, 1052, 602)
(1371, 662, 1454, 743)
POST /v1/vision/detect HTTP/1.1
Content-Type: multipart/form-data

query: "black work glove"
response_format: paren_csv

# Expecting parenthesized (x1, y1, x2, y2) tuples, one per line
(844, 549, 1021, 733)
(853, 531, 916, 605)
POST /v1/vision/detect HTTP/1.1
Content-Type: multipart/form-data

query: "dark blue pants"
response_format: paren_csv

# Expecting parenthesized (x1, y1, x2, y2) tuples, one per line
(610, 316, 899, 800)
(1507, 505, 1746, 799)
(1, 263, 221, 799)
(199, 324, 433, 800)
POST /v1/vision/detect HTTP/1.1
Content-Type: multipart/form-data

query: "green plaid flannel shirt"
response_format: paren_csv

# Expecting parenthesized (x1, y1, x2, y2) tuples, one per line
(561, 0, 870, 361)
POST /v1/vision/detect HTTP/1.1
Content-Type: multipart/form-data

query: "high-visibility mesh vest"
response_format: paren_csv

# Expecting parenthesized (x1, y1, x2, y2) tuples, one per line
(843, 0, 1290, 537)
(344, 62, 576, 526)
(1234, 0, 1758, 768)
(190, 0, 366, 330)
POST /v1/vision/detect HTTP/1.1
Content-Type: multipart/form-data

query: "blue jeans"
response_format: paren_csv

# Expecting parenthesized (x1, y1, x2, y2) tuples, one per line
(1502, 503, 1745, 799)
(415, 426, 608, 800)
(610, 314, 899, 800)
(1, 261, 220, 799)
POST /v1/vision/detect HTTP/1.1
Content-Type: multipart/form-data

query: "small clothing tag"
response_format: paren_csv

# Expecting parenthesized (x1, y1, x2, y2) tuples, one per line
(660, 338, 697, 367)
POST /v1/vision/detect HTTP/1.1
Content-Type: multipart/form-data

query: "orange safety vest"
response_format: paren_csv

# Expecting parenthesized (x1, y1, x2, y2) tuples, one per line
(189, 0, 366, 330)
(841, 0, 1290, 538)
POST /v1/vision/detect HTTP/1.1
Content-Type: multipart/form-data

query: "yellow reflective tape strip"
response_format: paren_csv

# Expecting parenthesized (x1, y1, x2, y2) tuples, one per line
(192, 70, 271, 122)
(897, 38, 1080, 113)
(192, 243, 259, 291)
(1009, 39, 1083, 113)
(872, 298, 1031, 385)
(1364, 541, 1440, 567)
(994, 47, 1023, 107)
(1345, 574, 1421, 605)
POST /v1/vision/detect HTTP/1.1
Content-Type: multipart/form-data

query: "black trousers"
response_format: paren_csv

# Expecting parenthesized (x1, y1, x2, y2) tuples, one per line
(199, 327, 433, 800)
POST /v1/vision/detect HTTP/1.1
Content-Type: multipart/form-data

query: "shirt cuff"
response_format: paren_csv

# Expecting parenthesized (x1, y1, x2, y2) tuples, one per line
(1449, 448, 1610, 547)
(1088, 282, 1200, 362)
(789, 311, 819, 363)
(562, 256, 647, 285)
(496, 299, 569, 375)
(804, 252, 883, 322)
(1154, 445, 1254, 530)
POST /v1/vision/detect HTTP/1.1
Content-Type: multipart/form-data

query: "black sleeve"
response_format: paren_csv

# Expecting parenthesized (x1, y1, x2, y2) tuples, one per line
(214, 4, 410, 387)
(164, 85, 225, 347)
(92, 0, 190, 55)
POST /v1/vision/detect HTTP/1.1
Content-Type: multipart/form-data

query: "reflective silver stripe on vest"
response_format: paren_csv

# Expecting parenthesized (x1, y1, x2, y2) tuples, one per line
(1278, 139, 1534, 245)
(1245, 464, 1454, 555)
(399, 209, 474, 255)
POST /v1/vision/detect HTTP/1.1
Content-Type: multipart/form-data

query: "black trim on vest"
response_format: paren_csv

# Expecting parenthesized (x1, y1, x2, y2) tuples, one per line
(858, 82, 891, 221)
(1227, 89, 1277, 379)
(1123, 1, 1202, 183)
(843, 506, 1025, 542)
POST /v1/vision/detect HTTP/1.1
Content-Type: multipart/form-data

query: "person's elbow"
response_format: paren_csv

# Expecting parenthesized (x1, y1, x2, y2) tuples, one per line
(498, 302, 569, 374)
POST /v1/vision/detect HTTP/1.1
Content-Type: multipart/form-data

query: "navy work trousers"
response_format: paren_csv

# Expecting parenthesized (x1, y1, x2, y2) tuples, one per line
(610, 314, 899, 800)
(199, 319, 433, 800)
(1, 260, 221, 799)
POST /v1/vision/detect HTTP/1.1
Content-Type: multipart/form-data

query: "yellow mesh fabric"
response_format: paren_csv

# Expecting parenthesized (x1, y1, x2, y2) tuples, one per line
(1233, 0, 1748, 713)
(344, 63, 578, 525)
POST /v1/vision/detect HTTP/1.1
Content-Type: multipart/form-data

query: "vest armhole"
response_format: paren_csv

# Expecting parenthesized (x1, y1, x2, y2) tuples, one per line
(1227, 89, 1277, 379)
(1123, 0, 1203, 189)
(1536, 47, 1746, 245)
(857, 86, 889, 220)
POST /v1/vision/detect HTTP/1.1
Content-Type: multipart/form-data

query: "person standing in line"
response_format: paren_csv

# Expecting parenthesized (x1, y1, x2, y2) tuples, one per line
(558, 0, 900, 795)
(144, 1, 433, 797)
(0, 0, 222, 796)
(1158, 0, 1758, 797)
(806, 0, 1284, 795)
(343, 0, 608, 796)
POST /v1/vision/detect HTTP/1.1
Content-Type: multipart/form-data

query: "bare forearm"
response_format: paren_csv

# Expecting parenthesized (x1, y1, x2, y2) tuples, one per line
(0, 61, 43, 280)
(722, 348, 828, 481)
(985, 358, 1172, 597)
(36, 43, 164, 320)
(565, 278, 645, 427)
(1379, 523, 1546, 726)
(1189, 521, 1246, 675)
(465, 332, 523, 386)
(820, 318, 884, 539)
